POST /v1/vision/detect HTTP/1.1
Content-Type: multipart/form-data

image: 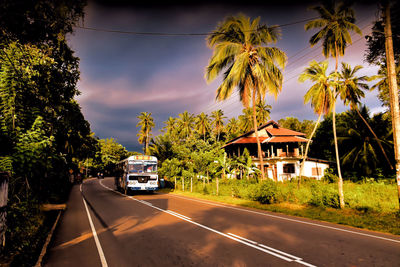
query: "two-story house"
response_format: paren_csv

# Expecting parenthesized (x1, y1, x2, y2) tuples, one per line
(223, 120, 329, 181)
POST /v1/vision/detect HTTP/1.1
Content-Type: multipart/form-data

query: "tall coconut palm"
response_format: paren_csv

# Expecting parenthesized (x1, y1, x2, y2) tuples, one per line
(195, 112, 211, 141)
(299, 60, 335, 181)
(177, 111, 194, 140)
(205, 14, 287, 180)
(338, 62, 393, 169)
(211, 109, 226, 141)
(137, 128, 147, 153)
(256, 99, 272, 125)
(136, 112, 155, 155)
(305, 0, 362, 208)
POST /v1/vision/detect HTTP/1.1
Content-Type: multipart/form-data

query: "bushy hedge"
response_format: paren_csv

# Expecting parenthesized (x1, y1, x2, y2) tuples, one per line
(247, 180, 278, 204)
(169, 176, 398, 213)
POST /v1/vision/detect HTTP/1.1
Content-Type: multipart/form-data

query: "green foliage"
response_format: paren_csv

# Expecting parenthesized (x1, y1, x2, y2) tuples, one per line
(309, 183, 340, 208)
(247, 180, 278, 204)
(95, 138, 128, 174)
(0, 1, 88, 263)
(0, 157, 13, 173)
(13, 117, 55, 177)
(278, 117, 316, 138)
(149, 134, 175, 163)
(365, 1, 400, 65)
(5, 200, 44, 265)
(159, 158, 182, 179)
(322, 168, 338, 183)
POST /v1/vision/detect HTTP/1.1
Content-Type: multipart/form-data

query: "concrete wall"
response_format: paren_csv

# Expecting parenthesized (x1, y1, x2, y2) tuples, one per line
(303, 161, 329, 180)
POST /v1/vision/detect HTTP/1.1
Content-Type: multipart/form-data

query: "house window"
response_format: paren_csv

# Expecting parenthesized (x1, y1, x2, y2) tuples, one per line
(312, 167, 322, 176)
(283, 163, 295, 174)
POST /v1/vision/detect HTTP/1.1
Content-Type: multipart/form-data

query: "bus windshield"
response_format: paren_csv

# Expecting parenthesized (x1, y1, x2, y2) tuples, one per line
(128, 161, 157, 173)
(144, 161, 157, 173)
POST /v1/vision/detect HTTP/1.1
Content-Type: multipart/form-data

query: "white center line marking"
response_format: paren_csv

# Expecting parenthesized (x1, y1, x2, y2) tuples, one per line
(81, 184, 108, 267)
(228, 233, 303, 261)
(166, 210, 192, 220)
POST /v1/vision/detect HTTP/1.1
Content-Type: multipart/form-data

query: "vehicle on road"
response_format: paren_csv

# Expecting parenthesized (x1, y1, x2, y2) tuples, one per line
(115, 155, 158, 194)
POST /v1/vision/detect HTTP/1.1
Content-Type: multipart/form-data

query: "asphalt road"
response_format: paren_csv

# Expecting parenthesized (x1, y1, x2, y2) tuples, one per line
(44, 177, 400, 267)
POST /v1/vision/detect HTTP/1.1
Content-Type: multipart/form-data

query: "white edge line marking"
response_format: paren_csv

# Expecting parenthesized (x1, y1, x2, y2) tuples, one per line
(98, 180, 316, 265)
(168, 194, 400, 244)
(81, 184, 108, 267)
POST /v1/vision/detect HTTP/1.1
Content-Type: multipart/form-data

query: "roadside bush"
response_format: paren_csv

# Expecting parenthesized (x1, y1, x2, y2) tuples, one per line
(247, 180, 278, 204)
(321, 168, 338, 183)
(309, 183, 340, 208)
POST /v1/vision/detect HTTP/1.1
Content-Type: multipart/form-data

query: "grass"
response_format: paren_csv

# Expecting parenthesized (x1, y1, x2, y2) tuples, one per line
(160, 178, 400, 235)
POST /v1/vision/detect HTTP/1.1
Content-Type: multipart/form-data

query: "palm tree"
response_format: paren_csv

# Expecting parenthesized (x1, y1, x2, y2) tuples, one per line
(256, 99, 272, 125)
(339, 107, 393, 176)
(177, 111, 194, 140)
(195, 112, 211, 141)
(211, 109, 226, 141)
(137, 128, 147, 153)
(369, 63, 400, 108)
(205, 14, 287, 180)
(299, 60, 335, 181)
(238, 108, 253, 133)
(136, 112, 155, 155)
(149, 134, 174, 163)
(238, 102, 270, 134)
(163, 117, 176, 136)
(305, 0, 362, 208)
(226, 117, 240, 139)
(338, 62, 393, 170)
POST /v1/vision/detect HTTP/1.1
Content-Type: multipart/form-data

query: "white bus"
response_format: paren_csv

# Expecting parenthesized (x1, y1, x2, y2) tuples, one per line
(115, 155, 158, 194)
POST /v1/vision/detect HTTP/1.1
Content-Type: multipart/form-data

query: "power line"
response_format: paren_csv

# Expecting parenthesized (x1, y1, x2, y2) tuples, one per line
(74, 17, 319, 37)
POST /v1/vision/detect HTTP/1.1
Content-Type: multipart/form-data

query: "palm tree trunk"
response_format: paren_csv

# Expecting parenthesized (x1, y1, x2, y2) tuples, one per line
(334, 41, 345, 209)
(384, 3, 400, 209)
(252, 88, 265, 181)
(145, 130, 149, 155)
(299, 111, 323, 184)
(354, 107, 393, 169)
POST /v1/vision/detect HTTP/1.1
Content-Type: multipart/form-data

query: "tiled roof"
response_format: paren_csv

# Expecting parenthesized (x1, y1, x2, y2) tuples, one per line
(223, 120, 309, 147)
(233, 137, 268, 144)
(263, 136, 308, 143)
(266, 128, 306, 136)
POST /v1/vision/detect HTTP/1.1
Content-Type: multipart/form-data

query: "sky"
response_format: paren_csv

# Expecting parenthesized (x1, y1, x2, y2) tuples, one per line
(67, 0, 384, 152)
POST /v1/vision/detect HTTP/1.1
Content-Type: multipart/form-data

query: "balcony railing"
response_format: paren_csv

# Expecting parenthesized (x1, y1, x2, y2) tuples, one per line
(277, 152, 299, 157)
(251, 152, 301, 160)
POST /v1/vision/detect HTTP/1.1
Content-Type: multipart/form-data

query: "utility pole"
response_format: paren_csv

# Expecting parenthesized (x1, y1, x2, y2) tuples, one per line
(384, 1, 400, 209)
